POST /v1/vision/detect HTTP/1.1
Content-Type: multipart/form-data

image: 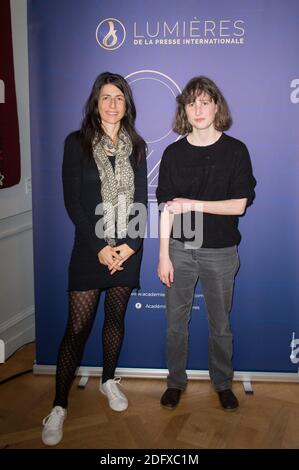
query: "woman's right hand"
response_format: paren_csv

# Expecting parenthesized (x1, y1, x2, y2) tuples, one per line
(98, 246, 123, 272)
(157, 255, 174, 288)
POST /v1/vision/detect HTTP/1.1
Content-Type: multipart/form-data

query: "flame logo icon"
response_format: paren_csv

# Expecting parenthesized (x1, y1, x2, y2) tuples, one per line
(96, 18, 126, 51)
(103, 21, 118, 48)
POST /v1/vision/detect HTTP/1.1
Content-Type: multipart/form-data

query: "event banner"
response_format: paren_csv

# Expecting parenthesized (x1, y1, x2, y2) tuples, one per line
(0, 0, 21, 189)
(28, 0, 299, 375)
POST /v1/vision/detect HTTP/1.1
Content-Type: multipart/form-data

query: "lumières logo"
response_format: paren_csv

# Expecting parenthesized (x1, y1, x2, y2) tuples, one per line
(96, 18, 126, 50)
(133, 18, 245, 46)
(95, 17, 245, 50)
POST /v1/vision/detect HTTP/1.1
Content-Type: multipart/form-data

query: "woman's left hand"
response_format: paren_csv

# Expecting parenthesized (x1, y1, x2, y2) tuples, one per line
(166, 198, 195, 214)
(109, 244, 135, 275)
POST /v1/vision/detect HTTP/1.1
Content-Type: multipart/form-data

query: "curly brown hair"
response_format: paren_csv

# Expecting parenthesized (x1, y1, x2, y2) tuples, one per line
(174, 76, 232, 135)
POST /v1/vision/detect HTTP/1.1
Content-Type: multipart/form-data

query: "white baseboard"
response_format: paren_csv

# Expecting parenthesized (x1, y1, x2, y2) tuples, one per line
(0, 339, 4, 363)
(33, 364, 299, 383)
(0, 305, 35, 361)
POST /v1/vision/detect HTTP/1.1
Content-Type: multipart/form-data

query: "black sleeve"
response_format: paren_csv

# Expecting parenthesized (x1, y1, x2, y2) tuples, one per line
(124, 154, 148, 252)
(62, 133, 107, 254)
(229, 143, 256, 207)
(156, 146, 177, 209)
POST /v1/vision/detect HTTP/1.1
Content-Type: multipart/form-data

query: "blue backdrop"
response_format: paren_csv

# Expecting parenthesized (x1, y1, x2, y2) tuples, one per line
(28, 0, 299, 373)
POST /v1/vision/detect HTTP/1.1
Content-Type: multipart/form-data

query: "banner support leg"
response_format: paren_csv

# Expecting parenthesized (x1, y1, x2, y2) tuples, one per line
(77, 375, 89, 389)
(242, 380, 254, 394)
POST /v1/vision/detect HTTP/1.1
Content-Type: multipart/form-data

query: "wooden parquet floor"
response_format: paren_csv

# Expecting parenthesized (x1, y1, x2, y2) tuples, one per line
(0, 343, 299, 449)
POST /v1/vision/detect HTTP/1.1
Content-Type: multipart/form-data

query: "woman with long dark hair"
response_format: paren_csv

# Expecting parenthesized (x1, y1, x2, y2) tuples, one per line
(42, 72, 147, 446)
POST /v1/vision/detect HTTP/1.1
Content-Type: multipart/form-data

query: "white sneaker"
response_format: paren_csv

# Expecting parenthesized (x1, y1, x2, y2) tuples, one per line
(100, 378, 128, 412)
(42, 406, 67, 446)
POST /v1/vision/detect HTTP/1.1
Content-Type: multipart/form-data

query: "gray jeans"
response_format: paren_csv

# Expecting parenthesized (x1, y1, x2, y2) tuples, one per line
(165, 238, 240, 392)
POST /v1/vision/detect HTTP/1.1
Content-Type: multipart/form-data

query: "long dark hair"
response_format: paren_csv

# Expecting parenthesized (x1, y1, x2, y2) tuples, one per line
(80, 72, 146, 166)
(174, 76, 232, 135)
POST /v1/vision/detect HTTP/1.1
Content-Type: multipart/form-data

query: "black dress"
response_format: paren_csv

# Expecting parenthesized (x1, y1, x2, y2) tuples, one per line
(62, 131, 148, 291)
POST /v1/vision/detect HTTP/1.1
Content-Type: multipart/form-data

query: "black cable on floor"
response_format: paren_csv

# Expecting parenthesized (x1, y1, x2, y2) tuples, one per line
(0, 368, 33, 385)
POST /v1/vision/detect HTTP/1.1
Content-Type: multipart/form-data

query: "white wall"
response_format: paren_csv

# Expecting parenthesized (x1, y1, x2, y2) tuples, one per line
(0, 0, 35, 360)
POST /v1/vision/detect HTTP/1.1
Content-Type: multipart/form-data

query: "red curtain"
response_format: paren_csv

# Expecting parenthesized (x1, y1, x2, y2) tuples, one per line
(0, 0, 21, 189)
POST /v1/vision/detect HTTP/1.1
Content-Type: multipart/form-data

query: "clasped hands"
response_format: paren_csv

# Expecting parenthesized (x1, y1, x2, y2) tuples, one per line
(98, 243, 135, 275)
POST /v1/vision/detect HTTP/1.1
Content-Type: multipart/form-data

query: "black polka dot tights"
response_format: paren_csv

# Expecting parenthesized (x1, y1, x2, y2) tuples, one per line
(53, 286, 133, 408)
